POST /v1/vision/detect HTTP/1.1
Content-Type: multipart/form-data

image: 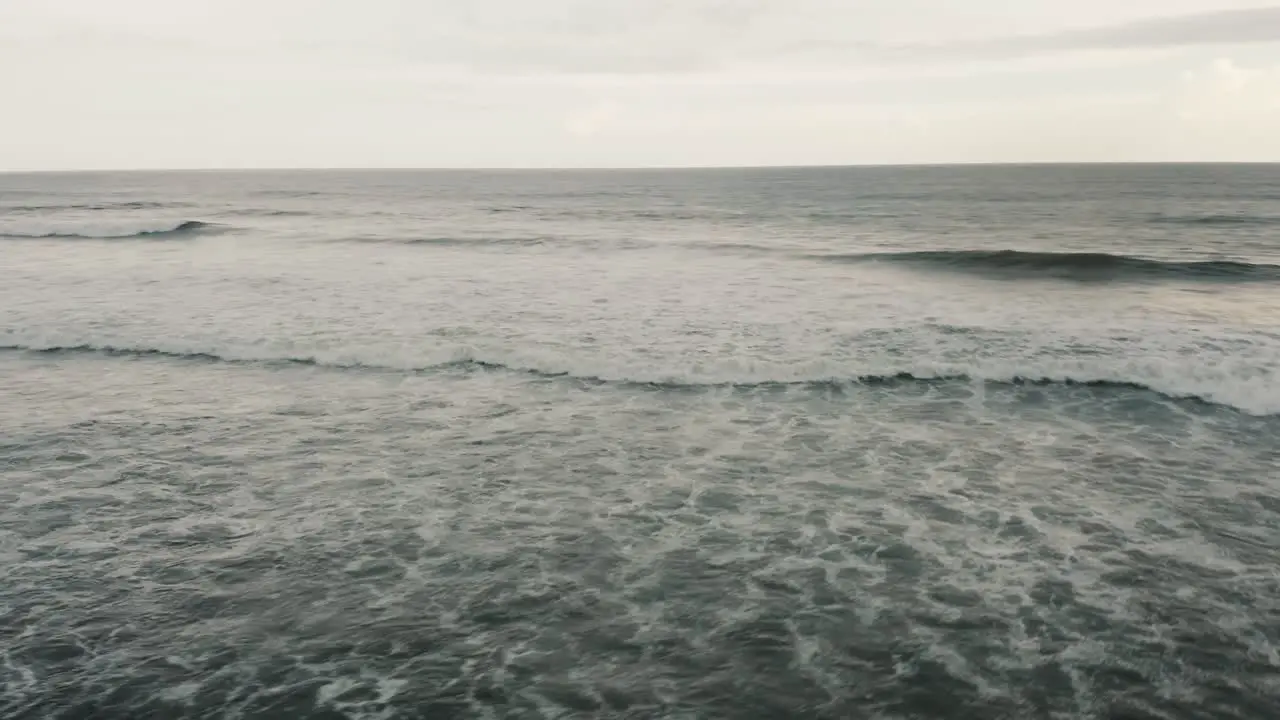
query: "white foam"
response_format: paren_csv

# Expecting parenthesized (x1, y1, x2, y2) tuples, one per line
(158, 681, 203, 705)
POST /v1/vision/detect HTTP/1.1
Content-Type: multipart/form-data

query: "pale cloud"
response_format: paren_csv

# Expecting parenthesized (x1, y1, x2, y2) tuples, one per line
(5, 1, 1277, 73)
(565, 102, 624, 137)
(1159, 58, 1280, 157)
(0, 1, 1277, 168)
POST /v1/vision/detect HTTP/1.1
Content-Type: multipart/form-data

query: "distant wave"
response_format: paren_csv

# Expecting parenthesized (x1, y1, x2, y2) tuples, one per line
(812, 249, 1280, 282)
(228, 208, 314, 218)
(0, 220, 219, 240)
(342, 235, 554, 248)
(3, 201, 184, 213)
(3, 340, 1275, 416)
(1148, 214, 1280, 227)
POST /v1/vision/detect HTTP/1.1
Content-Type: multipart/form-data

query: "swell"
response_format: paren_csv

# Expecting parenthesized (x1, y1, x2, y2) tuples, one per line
(3, 341, 1275, 416)
(810, 249, 1280, 282)
(0, 220, 219, 240)
(339, 236, 1280, 284)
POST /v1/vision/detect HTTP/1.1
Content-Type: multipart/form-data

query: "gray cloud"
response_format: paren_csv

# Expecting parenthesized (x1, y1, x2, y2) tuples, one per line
(898, 6, 1280, 61)
(1048, 6, 1280, 49)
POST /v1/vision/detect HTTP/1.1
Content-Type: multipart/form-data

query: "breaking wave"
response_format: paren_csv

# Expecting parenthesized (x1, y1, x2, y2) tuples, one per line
(813, 249, 1280, 282)
(0, 220, 219, 240)
(2, 339, 1276, 416)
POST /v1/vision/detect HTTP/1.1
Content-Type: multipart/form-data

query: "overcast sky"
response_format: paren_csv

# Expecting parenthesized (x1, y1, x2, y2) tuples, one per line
(2, 0, 1278, 169)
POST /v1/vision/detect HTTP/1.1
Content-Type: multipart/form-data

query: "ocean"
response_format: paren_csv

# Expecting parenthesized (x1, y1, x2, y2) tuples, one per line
(1, 165, 1278, 719)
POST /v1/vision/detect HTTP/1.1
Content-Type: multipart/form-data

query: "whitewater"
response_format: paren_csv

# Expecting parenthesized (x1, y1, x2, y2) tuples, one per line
(2, 165, 1279, 720)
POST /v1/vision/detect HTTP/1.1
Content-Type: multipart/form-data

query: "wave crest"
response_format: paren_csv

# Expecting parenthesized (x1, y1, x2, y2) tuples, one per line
(815, 249, 1280, 282)
(2, 340, 1275, 416)
(0, 220, 219, 240)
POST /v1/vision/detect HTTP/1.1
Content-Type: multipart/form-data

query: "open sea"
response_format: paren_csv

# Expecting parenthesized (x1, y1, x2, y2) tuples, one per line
(1, 164, 1278, 720)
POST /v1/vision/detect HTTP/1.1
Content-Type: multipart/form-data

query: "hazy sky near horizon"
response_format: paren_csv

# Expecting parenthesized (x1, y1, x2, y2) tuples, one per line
(2, 1, 1279, 169)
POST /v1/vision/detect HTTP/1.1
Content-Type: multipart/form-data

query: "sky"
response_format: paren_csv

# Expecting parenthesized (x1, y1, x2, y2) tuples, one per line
(1, 0, 1278, 169)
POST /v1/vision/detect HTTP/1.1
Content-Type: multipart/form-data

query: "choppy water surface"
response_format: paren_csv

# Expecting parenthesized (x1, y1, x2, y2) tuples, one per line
(2, 165, 1279, 719)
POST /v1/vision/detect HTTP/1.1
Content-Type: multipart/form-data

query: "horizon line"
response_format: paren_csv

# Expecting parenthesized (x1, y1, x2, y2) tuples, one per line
(3, 160, 1279, 174)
